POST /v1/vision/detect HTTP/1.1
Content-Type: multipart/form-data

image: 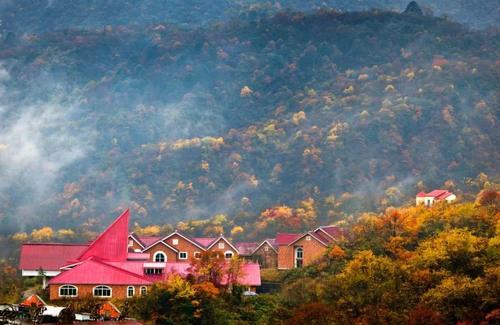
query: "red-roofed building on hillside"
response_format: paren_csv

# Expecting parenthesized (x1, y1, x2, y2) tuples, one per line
(416, 189, 456, 206)
(19, 209, 262, 301)
(276, 226, 344, 270)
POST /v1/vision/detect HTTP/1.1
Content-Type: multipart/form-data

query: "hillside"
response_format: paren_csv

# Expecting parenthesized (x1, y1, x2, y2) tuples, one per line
(0, 9, 498, 236)
(0, 0, 498, 35)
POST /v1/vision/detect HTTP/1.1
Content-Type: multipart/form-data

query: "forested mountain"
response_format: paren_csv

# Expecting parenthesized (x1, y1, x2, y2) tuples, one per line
(0, 6, 498, 237)
(0, 0, 498, 36)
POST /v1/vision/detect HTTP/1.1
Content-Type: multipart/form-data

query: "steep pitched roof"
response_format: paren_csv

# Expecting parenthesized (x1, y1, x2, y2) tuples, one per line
(20, 294, 47, 307)
(19, 243, 89, 271)
(318, 226, 343, 239)
(416, 191, 426, 198)
(76, 209, 130, 262)
(48, 258, 152, 285)
(251, 239, 278, 254)
(287, 231, 329, 247)
(275, 233, 301, 245)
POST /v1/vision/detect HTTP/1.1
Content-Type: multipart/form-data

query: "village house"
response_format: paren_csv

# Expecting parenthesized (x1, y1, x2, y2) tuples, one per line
(19, 208, 347, 301)
(416, 189, 456, 207)
(235, 239, 278, 269)
(276, 226, 343, 270)
(19, 210, 261, 301)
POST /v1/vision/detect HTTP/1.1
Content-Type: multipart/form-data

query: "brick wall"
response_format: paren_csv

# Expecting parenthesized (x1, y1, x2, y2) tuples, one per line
(49, 284, 150, 300)
(294, 236, 328, 266)
(252, 243, 277, 269)
(206, 238, 237, 258)
(277, 245, 294, 269)
(277, 236, 328, 269)
(143, 241, 177, 262)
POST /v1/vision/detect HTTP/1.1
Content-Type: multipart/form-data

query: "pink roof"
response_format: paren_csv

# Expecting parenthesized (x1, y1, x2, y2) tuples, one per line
(275, 233, 301, 245)
(136, 236, 163, 247)
(416, 191, 426, 197)
(221, 263, 261, 286)
(49, 258, 152, 285)
(313, 230, 334, 244)
(235, 242, 259, 255)
(193, 237, 217, 248)
(127, 253, 150, 260)
(77, 209, 130, 262)
(19, 243, 88, 271)
(319, 226, 344, 238)
(426, 189, 453, 200)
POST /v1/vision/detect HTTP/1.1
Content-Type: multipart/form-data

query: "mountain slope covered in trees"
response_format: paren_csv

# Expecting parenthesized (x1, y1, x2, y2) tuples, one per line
(0, 8, 498, 236)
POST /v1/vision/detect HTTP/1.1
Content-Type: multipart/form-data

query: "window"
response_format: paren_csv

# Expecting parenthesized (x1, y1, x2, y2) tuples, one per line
(218, 242, 225, 249)
(295, 247, 304, 268)
(145, 268, 163, 275)
(127, 286, 134, 298)
(93, 285, 112, 298)
(128, 240, 134, 247)
(194, 252, 201, 259)
(264, 246, 269, 252)
(224, 251, 234, 259)
(172, 238, 179, 245)
(140, 286, 147, 296)
(306, 235, 311, 241)
(59, 285, 78, 297)
(153, 251, 166, 263)
(179, 252, 188, 259)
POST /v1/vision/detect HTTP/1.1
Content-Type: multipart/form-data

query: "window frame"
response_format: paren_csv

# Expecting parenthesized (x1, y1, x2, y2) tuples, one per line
(224, 251, 234, 259)
(127, 286, 135, 298)
(172, 238, 179, 245)
(93, 285, 112, 298)
(178, 251, 188, 260)
(59, 285, 78, 298)
(194, 251, 201, 259)
(295, 247, 304, 268)
(140, 286, 147, 296)
(153, 251, 167, 263)
(218, 242, 225, 249)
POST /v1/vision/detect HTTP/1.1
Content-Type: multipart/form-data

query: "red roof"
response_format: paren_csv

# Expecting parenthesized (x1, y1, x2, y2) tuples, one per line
(319, 226, 344, 238)
(426, 189, 453, 200)
(275, 233, 301, 245)
(48, 258, 152, 285)
(20, 294, 47, 307)
(416, 191, 426, 197)
(135, 236, 162, 248)
(127, 253, 150, 260)
(313, 230, 334, 244)
(193, 237, 217, 248)
(221, 263, 261, 286)
(77, 209, 130, 262)
(19, 243, 88, 271)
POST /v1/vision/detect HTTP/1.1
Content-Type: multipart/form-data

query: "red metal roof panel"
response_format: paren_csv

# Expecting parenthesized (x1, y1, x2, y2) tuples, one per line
(19, 243, 89, 271)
